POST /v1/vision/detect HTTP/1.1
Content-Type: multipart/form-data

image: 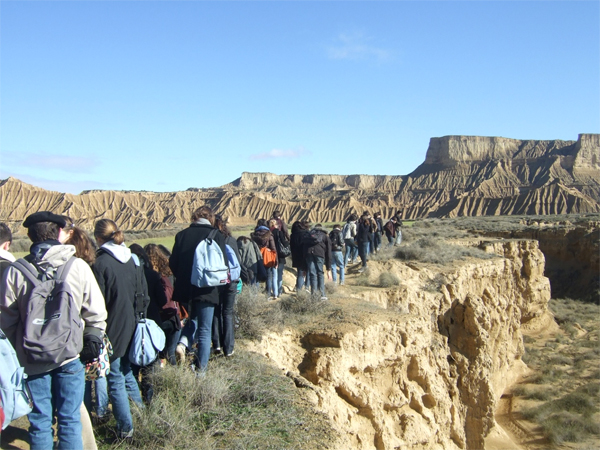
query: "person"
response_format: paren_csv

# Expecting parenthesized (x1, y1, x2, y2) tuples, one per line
(356, 215, 371, 273)
(0, 211, 107, 449)
(144, 244, 182, 365)
(329, 224, 345, 285)
(373, 212, 384, 253)
(171, 206, 228, 372)
(392, 211, 403, 246)
(93, 219, 146, 438)
(342, 214, 359, 265)
(290, 220, 309, 291)
(269, 218, 287, 296)
(0, 223, 15, 278)
(270, 210, 290, 241)
(251, 219, 278, 300)
(302, 224, 331, 300)
(237, 236, 262, 286)
(61, 217, 97, 266)
(212, 215, 242, 357)
(384, 217, 397, 247)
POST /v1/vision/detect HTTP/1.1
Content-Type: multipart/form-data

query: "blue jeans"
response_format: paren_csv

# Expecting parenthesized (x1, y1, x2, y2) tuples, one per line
(358, 241, 369, 268)
(344, 239, 358, 264)
(266, 266, 278, 298)
(306, 254, 325, 297)
(27, 358, 84, 450)
(106, 357, 135, 434)
(331, 251, 345, 284)
(84, 377, 109, 418)
(212, 286, 236, 355)
(395, 229, 402, 245)
(277, 262, 285, 295)
(374, 232, 382, 252)
(296, 269, 306, 291)
(179, 301, 215, 371)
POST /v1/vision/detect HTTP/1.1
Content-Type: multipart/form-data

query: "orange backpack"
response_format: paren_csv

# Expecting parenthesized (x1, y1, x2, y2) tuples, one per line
(260, 246, 278, 268)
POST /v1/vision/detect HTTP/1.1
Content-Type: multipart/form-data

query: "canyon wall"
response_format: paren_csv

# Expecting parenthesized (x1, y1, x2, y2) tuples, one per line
(1, 134, 598, 232)
(245, 239, 552, 449)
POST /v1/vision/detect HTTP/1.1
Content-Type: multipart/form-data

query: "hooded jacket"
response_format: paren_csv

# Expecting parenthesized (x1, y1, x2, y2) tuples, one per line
(1, 242, 107, 375)
(302, 226, 332, 270)
(93, 241, 148, 360)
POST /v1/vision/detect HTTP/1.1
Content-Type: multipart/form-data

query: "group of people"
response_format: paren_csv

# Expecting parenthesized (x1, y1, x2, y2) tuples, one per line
(0, 206, 403, 448)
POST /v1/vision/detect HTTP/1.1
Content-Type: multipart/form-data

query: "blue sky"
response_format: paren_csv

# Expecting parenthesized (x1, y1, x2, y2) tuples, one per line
(1, 0, 598, 194)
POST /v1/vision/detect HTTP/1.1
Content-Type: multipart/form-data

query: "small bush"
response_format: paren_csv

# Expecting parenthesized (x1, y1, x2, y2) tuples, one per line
(280, 290, 322, 315)
(378, 272, 401, 288)
(235, 284, 282, 340)
(395, 239, 495, 265)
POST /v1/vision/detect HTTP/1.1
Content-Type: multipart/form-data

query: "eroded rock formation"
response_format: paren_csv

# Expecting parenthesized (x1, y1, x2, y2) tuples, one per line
(1, 134, 598, 232)
(245, 239, 552, 449)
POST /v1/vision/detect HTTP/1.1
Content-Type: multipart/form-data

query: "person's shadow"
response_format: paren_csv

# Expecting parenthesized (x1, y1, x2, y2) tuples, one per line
(1, 416, 30, 449)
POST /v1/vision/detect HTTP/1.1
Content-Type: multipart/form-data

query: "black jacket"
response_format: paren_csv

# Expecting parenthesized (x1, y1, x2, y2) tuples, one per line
(302, 227, 332, 270)
(290, 228, 308, 270)
(271, 228, 287, 264)
(329, 229, 344, 252)
(93, 250, 148, 360)
(170, 223, 228, 307)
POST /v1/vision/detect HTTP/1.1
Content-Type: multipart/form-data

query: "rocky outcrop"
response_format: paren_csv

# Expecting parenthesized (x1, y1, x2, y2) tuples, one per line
(1, 134, 598, 232)
(245, 240, 551, 450)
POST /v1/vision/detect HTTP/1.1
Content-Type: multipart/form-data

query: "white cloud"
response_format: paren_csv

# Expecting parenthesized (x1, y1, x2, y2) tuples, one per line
(327, 31, 391, 62)
(249, 147, 311, 161)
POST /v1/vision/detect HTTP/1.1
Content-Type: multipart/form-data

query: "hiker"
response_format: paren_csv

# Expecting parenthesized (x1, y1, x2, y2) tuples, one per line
(392, 211, 403, 246)
(302, 224, 332, 300)
(212, 215, 242, 357)
(0, 223, 15, 278)
(0, 211, 107, 449)
(171, 206, 228, 372)
(373, 212, 384, 253)
(251, 219, 279, 300)
(290, 220, 310, 291)
(342, 214, 359, 265)
(329, 224, 345, 285)
(384, 217, 397, 247)
(270, 210, 290, 241)
(269, 218, 288, 296)
(356, 215, 371, 272)
(93, 219, 147, 438)
(144, 244, 182, 365)
(237, 236, 262, 286)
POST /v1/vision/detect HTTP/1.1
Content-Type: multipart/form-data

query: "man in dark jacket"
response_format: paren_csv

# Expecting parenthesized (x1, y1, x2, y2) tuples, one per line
(302, 224, 331, 300)
(170, 206, 228, 372)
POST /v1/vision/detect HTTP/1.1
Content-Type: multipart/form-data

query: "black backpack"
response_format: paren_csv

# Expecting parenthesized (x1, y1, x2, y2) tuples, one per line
(329, 229, 343, 251)
(303, 229, 324, 247)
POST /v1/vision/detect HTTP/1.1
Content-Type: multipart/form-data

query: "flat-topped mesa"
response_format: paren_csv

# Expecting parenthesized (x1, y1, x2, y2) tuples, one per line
(423, 134, 599, 166)
(228, 172, 400, 191)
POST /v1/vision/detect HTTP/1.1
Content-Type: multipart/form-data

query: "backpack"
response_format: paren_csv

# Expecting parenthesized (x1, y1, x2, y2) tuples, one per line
(225, 244, 241, 282)
(303, 229, 324, 247)
(190, 229, 229, 288)
(342, 223, 355, 240)
(276, 234, 291, 258)
(260, 246, 278, 268)
(329, 229, 343, 251)
(0, 328, 33, 430)
(11, 257, 83, 365)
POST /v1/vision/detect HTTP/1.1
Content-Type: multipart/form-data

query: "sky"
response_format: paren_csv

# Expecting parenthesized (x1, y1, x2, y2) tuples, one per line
(1, 0, 598, 194)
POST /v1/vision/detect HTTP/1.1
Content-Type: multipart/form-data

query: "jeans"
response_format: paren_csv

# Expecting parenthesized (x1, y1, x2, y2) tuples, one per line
(212, 286, 236, 355)
(266, 266, 278, 298)
(306, 254, 325, 297)
(163, 326, 182, 366)
(277, 261, 285, 295)
(295, 269, 306, 291)
(344, 239, 358, 264)
(358, 241, 369, 268)
(106, 357, 134, 434)
(395, 229, 402, 246)
(28, 359, 85, 450)
(387, 234, 394, 246)
(331, 251, 345, 284)
(374, 232, 382, 252)
(84, 377, 109, 418)
(179, 301, 215, 371)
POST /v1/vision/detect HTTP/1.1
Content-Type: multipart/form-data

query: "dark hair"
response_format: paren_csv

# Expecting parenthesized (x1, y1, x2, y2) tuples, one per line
(314, 223, 322, 228)
(191, 206, 215, 225)
(27, 222, 60, 243)
(129, 243, 150, 268)
(65, 227, 96, 266)
(214, 214, 231, 237)
(333, 224, 341, 230)
(62, 216, 75, 229)
(144, 243, 173, 277)
(158, 244, 171, 257)
(0, 223, 12, 246)
(347, 214, 357, 222)
(94, 219, 124, 245)
(272, 210, 281, 218)
(256, 218, 268, 228)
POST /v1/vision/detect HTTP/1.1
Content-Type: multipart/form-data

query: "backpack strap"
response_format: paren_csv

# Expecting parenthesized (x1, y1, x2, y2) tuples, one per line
(206, 229, 218, 242)
(11, 259, 42, 286)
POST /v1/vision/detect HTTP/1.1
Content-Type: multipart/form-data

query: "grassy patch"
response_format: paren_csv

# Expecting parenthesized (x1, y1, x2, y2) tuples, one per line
(378, 272, 401, 288)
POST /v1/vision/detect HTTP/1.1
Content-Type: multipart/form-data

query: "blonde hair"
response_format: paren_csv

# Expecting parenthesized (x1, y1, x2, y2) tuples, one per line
(268, 219, 278, 229)
(94, 219, 124, 245)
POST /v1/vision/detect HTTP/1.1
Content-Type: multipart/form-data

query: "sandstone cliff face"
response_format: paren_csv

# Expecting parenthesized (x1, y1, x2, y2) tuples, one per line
(245, 240, 551, 450)
(1, 134, 598, 232)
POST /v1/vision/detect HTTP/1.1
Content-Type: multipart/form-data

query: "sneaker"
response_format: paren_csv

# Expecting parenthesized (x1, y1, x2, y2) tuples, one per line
(225, 350, 235, 357)
(118, 428, 134, 439)
(320, 296, 329, 301)
(358, 268, 365, 273)
(340, 282, 344, 286)
(212, 347, 222, 355)
(175, 344, 186, 364)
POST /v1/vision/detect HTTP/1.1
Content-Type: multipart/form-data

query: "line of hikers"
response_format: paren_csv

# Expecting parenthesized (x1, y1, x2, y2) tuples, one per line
(0, 206, 402, 448)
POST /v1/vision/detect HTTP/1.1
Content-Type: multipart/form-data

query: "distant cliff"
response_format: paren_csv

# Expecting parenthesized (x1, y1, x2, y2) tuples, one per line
(1, 134, 598, 232)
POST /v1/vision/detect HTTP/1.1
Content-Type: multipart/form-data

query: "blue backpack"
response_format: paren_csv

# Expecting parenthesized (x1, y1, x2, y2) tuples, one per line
(190, 229, 229, 288)
(225, 244, 241, 282)
(0, 328, 33, 429)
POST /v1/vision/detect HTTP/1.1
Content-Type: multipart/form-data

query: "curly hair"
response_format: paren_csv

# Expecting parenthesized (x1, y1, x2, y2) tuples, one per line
(144, 243, 172, 277)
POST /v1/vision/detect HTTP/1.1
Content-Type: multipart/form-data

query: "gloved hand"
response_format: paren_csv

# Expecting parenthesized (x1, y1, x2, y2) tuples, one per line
(80, 334, 103, 363)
